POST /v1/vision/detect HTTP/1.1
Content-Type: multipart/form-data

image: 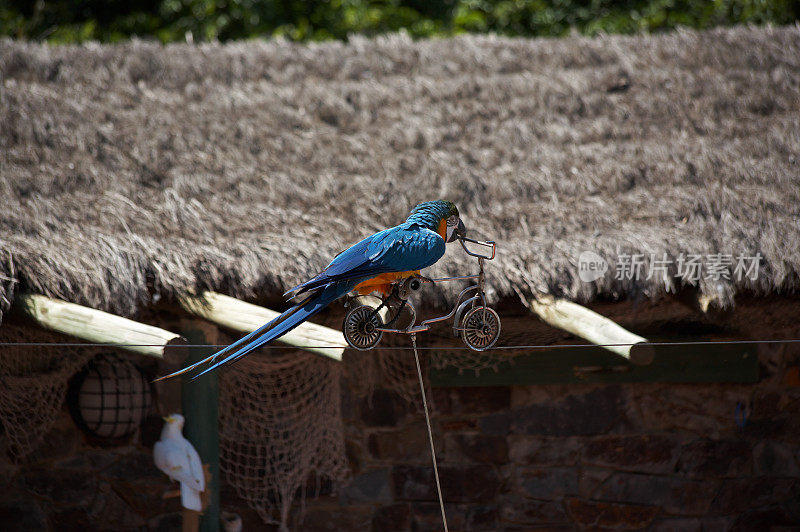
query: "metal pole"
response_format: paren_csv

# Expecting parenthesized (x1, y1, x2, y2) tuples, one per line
(181, 320, 220, 532)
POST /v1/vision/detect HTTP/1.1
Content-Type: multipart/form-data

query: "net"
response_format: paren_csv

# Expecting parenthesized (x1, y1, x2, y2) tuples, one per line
(218, 349, 347, 531)
(343, 342, 431, 412)
(0, 325, 95, 462)
(431, 347, 505, 375)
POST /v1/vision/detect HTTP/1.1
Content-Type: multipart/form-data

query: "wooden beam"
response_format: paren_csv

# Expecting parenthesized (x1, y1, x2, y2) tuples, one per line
(179, 291, 346, 362)
(17, 293, 183, 358)
(527, 296, 654, 365)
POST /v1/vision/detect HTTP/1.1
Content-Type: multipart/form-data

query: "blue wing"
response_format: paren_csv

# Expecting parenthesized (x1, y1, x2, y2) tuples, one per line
(157, 222, 446, 380)
(286, 222, 445, 298)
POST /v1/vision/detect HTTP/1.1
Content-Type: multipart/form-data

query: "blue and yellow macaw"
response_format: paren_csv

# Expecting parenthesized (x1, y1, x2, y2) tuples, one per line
(158, 200, 466, 380)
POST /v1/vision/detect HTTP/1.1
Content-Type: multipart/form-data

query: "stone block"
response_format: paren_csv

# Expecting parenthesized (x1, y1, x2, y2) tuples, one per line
(730, 508, 793, 531)
(21, 467, 98, 507)
(650, 517, 732, 532)
(302, 505, 374, 531)
(0, 460, 19, 495)
(55, 449, 118, 472)
(503, 527, 573, 532)
(747, 389, 800, 437)
(781, 482, 800, 523)
(0, 499, 48, 532)
(753, 440, 800, 476)
(742, 416, 788, 439)
(432, 387, 511, 415)
(411, 502, 466, 532)
(445, 434, 509, 465)
(520, 468, 579, 500)
(582, 434, 679, 474)
(368, 426, 439, 462)
(340, 381, 355, 420)
(50, 509, 91, 531)
(712, 477, 795, 514)
(466, 504, 499, 530)
(29, 420, 81, 464)
(392, 464, 500, 503)
(218, 482, 268, 529)
(345, 438, 363, 476)
(372, 503, 411, 531)
(441, 419, 478, 432)
(90, 482, 147, 529)
(480, 386, 627, 437)
(499, 496, 569, 525)
(594, 472, 718, 515)
(675, 438, 753, 478)
(392, 464, 441, 501)
(360, 389, 407, 427)
(101, 449, 164, 482)
(578, 468, 614, 498)
(479, 411, 511, 436)
(339, 468, 392, 504)
(565, 498, 659, 529)
(667, 477, 723, 515)
(303, 475, 337, 498)
(148, 512, 182, 532)
(631, 385, 742, 437)
(110, 479, 178, 518)
(508, 436, 580, 466)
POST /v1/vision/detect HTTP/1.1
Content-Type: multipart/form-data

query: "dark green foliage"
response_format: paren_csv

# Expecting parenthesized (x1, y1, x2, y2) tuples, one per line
(1, 0, 799, 42)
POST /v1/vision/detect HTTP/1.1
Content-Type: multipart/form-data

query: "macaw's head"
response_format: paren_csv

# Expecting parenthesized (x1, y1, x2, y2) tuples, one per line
(407, 200, 467, 243)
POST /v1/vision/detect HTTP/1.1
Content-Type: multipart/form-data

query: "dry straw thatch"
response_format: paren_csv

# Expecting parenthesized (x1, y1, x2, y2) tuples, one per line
(1, 26, 799, 322)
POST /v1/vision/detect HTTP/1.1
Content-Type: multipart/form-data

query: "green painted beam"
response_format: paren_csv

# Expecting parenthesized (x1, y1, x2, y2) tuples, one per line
(430, 342, 759, 386)
(181, 323, 220, 532)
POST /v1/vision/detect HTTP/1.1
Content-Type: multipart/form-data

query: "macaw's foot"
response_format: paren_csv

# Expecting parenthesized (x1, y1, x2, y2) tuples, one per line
(383, 298, 407, 328)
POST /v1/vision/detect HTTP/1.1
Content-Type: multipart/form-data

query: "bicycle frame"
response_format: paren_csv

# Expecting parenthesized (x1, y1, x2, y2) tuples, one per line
(375, 238, 497, 335)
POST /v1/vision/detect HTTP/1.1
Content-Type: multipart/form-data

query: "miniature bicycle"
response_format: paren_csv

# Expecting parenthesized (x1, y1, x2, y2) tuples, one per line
(342, 237, 501, 351)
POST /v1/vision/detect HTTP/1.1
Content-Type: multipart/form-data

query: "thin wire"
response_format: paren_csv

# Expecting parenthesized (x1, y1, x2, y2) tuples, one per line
(412, 334, 448, 532)
(1, 339, 799, 349)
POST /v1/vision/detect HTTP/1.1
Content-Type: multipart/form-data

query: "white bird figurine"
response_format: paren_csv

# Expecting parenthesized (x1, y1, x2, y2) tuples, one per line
(154, 413, 205, 512)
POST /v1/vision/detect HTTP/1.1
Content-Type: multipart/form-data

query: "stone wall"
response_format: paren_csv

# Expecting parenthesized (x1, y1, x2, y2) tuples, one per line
(302, 339, 800, 531)
(3, 340, 799, 531)
(0, 411, 181, 531)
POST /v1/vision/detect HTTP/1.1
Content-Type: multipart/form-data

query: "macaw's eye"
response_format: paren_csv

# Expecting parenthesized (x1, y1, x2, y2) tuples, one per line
(446, 215, 458, 227)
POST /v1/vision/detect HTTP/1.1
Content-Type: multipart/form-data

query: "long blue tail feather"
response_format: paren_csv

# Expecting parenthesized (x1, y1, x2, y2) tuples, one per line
(155, 281, 354, 381)
(152, 308, 288, 381)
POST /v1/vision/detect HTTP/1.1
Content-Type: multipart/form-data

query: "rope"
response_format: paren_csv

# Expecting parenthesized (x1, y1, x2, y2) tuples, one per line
(1, 339, 799, 349)
(411, 334, 448, 532)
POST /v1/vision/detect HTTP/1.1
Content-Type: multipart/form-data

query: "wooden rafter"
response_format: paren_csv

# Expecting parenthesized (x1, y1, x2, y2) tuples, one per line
(179, 291, 346, 362)
(527, 296, 655, 365)
(17, 293, 183, 358)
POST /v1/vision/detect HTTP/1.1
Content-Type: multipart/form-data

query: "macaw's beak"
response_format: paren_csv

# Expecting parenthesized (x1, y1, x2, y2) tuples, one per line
(446, 218, 466, 243)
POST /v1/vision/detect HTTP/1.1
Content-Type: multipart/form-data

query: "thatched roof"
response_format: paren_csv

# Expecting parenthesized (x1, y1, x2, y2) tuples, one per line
(1, 26, 799, 321)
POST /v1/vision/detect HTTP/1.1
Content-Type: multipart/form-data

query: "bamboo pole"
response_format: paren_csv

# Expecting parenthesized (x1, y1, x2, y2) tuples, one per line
(528, 296, 655, 365)
(179, 291, 346, 361)
(17, 293, 183, 358)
